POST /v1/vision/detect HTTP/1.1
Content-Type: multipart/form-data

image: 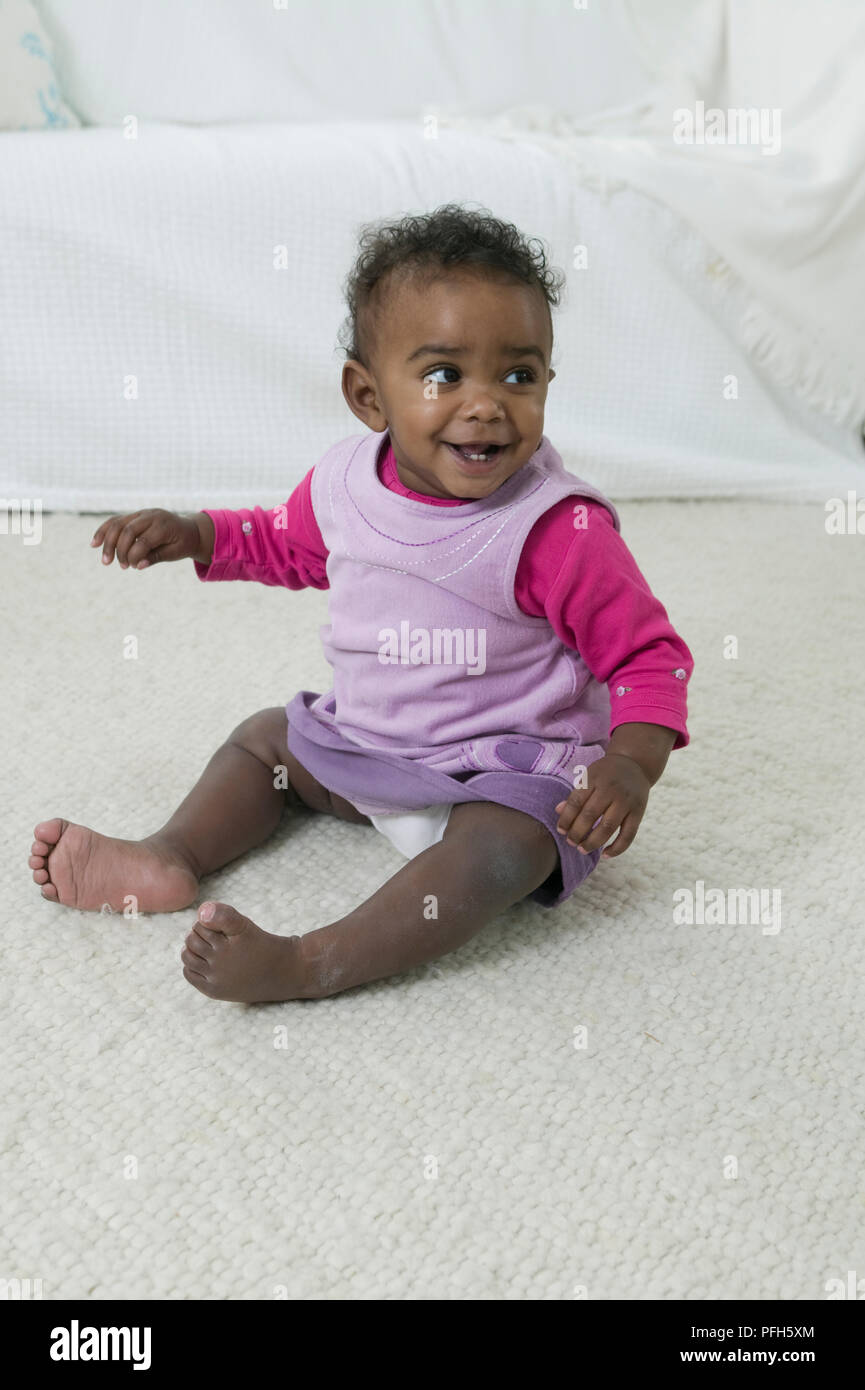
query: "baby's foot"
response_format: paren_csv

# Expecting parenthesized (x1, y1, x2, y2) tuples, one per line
(181, 902, 307, 1003)
(29, 818, 199, 913)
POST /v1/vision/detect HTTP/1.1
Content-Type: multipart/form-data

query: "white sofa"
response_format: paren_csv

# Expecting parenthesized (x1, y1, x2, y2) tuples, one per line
(0, 0, 861, 509)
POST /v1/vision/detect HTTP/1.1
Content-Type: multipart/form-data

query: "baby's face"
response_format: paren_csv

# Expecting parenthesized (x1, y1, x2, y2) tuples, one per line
(342, 269, 556, 500)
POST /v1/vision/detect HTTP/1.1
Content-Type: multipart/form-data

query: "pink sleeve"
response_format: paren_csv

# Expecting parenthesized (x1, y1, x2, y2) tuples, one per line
(515, 497, 694, 749)
(193, 467, 329, 589)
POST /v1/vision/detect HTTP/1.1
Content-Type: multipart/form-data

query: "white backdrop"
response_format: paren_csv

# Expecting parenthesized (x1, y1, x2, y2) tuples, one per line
(1, 0, 861, 509)
(1, 118, 859, 511)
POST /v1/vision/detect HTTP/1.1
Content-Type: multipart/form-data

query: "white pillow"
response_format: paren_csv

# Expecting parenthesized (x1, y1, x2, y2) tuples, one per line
(0, 0, 79, 129)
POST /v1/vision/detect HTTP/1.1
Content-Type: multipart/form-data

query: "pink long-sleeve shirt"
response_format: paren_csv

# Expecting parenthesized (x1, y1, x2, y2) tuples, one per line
(196, 440, 693, 748)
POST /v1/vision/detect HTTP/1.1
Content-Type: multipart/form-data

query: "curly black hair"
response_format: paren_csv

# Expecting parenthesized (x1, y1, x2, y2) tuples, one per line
(337, 202, 566, 368)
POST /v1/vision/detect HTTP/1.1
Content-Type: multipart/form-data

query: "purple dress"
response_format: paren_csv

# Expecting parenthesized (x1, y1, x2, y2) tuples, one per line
(284, 430, 624, 908)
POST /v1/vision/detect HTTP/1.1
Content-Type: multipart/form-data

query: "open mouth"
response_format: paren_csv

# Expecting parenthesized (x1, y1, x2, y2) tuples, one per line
(444, 441, 506, 464)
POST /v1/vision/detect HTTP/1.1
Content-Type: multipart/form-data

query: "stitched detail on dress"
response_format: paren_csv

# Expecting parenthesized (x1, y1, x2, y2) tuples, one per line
(329, 448, 550, 578)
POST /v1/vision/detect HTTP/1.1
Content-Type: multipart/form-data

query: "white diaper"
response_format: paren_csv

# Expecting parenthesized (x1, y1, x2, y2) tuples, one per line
(368, 803, 453, 860)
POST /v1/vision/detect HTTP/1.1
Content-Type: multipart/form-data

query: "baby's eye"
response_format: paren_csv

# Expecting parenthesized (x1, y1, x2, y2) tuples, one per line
(422, 366, 536, 386)
(422, 366, 459, 385)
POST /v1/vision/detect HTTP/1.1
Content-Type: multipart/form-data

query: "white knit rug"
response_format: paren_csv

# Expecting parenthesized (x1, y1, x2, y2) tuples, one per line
(3, 503, 863, 1300)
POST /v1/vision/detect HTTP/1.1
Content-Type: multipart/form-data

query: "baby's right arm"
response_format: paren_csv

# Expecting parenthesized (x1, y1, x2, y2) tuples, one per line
(90, 510, 215, 569)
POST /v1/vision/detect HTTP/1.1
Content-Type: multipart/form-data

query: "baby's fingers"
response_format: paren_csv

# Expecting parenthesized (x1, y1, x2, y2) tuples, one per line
(95, 514, 141, 566)
(554, 793, 586, 837)
(554, 792, 605, 844)
(600, 810, 642, 860)
(572, 808, 622, 854)
(114, 515, 156, 568)
(125, 524, 164, 569)
(554, 789, 616, 851)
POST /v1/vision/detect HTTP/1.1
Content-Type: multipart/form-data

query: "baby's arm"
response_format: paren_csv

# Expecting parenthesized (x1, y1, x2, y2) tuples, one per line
(91, 509, 214, 568)
(90, 469, 328, 588)
(606, 720, 677, 786)
(516, 496, 693, 858)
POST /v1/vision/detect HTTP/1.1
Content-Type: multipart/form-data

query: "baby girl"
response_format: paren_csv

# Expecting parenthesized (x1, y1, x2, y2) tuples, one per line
(29, 203, 693, 1004)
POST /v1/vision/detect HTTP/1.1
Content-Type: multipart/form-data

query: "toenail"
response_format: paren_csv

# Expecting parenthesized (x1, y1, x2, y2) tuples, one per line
(199, 902, 215, 921)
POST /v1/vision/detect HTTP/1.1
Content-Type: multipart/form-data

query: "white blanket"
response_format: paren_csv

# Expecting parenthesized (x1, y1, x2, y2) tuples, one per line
(438, 0, 865, 437)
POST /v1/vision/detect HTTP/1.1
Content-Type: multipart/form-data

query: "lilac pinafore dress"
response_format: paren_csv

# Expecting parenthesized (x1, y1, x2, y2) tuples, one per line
(285, 430, 621, 907)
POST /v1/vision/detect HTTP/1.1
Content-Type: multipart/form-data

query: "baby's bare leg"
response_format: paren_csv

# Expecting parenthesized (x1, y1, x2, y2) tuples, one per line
(150, 705, 369, 878)
(302, 801, 559, 996)
(30, 706, 365, 912)
(180, 801, 560, 1002)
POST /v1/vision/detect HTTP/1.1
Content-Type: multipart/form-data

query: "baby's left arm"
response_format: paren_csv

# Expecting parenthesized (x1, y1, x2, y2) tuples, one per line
(520, 497, 693, 860)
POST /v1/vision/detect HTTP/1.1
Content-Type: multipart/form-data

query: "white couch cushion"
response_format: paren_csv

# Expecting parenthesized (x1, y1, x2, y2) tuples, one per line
(0, 120, 856, 511)
(35, 0, 650, 125)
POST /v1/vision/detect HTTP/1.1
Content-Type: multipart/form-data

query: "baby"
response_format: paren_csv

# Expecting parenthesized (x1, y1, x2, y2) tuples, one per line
(29, 203, 693, 1004)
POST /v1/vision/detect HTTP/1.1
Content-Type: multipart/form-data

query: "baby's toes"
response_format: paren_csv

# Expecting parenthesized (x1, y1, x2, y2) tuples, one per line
(181, 943, 208, 976)
(184, 924, 211, 957)
(33, 818, 64, 848)
(181, 936, 217, 996)
(30, 838, 50, 884)
(29, 836, 52, 877)
(196, 902, 247, 938)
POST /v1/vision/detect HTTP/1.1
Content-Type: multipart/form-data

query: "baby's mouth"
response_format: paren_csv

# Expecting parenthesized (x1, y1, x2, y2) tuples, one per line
(444, 441, 506, 463)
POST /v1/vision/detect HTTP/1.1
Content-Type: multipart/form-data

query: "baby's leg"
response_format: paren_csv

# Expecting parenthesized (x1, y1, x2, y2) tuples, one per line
(29, 706, 367, 912)
(150, 706, 370, 878)
(180, 801, 560, 1002)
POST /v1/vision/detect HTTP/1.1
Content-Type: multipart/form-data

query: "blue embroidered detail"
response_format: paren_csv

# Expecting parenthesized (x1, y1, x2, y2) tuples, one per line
(20, 31, 48, 61)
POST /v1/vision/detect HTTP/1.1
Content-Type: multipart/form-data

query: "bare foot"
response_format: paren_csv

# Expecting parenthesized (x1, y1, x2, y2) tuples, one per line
(29, 818, 199, 912)
(181, 901, 308, 1003)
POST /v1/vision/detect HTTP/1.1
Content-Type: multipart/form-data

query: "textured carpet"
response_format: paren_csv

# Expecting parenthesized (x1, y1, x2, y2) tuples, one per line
(2, 502, 863, 1301)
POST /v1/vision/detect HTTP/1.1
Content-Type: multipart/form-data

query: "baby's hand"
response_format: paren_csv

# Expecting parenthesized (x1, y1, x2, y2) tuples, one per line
(91, 509, 201, 569)
(554, 752, 650, 860)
